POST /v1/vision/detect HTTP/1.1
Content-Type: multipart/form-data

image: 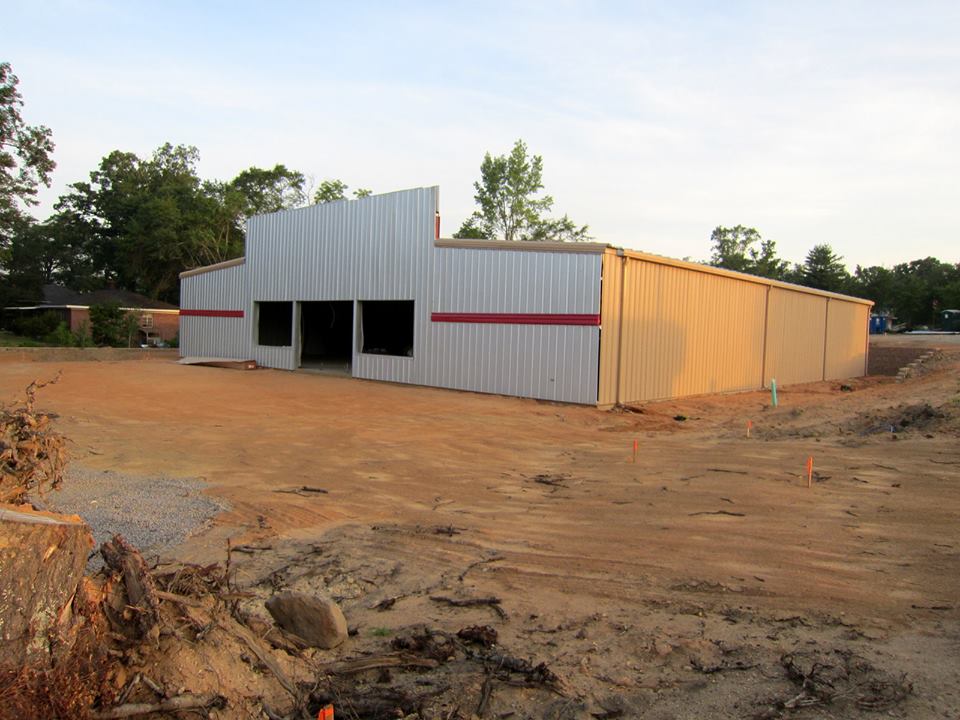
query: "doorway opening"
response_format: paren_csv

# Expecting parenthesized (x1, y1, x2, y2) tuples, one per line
(299, 301, 354, 373)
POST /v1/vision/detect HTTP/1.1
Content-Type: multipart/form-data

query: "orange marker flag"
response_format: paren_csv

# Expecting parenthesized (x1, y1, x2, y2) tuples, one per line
(318, 705, 334, 720)
(746, 420, 753, 438)
(806, 456, 814, 488)
(632, 439, 638, 463)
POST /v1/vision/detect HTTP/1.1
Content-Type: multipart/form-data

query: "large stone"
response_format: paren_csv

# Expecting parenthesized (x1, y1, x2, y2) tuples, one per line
(265, 591, 347, 649)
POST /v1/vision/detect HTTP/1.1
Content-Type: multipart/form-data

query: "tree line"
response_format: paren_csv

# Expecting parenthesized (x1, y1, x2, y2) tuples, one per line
(707, 225, 960, 327)
(1, 61, 956, 327)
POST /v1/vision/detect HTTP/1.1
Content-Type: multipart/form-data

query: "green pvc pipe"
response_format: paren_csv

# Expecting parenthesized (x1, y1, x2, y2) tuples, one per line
(771, 378, 778, 407)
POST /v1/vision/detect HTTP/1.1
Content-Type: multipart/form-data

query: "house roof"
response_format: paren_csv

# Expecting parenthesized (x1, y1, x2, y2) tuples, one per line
(33, 284, 179, 310)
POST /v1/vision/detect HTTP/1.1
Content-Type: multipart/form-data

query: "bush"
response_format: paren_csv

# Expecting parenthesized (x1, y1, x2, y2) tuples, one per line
(43, 322, 76, 347)
(13, 311, 61, 340)
(89, 303, 139, 348)
(73, 320, 93, 348)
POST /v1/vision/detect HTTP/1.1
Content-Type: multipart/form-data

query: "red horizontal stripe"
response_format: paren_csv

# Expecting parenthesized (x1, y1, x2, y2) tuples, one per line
(431, 312, 600, 326)
(180, 309, 245, 318)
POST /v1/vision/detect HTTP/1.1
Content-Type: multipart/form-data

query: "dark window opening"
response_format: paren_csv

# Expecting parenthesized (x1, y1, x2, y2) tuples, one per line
(257, 301, 292, 346)
(300, 301, 354, 372)
(361, 301, 414, 357)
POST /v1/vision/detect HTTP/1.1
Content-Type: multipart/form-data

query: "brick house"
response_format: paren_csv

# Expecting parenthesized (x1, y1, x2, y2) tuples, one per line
(5, 285, 180, 345)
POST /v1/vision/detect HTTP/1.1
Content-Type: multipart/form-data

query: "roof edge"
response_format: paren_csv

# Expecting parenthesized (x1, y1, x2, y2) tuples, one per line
(179, 257, 246, 279)
(435, 238, 609, 254)
(609, 247, 873, 306)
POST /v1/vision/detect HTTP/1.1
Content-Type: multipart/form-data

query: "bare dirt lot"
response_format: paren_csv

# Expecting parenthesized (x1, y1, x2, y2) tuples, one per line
(1, 341, 958, 719)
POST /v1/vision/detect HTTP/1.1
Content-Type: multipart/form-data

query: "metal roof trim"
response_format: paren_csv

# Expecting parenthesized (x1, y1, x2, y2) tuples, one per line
(607, 247, 874, 307)
(435, 238, 609, 254)
(179, 257, 246, 279)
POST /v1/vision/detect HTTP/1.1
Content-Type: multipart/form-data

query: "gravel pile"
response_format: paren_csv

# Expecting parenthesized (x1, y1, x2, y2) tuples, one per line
(40, 465, 228, 567)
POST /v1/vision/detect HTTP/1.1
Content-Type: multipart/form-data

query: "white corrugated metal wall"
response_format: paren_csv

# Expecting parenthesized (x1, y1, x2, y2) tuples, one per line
(179, 260, 251, 359)
(246, 187, 437, 377)
(426, 248, 602, 404)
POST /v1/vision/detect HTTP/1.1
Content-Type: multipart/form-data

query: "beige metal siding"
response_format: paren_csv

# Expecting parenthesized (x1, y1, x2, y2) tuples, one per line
(598, 252, 623, 406)
(763, 288, 827, 386)
(617, 257, 767, 403)
(824, 300, 870, 380)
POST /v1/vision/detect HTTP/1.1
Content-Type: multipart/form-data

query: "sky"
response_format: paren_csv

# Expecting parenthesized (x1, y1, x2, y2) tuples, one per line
(6, 1, 959, 268)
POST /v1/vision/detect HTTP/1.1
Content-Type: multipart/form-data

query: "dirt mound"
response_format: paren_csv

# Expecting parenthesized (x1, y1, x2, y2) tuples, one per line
(844, 402, 953, 436)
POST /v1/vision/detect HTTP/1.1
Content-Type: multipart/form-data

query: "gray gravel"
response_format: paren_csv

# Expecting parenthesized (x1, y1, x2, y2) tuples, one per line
(40, 465, 228, 567)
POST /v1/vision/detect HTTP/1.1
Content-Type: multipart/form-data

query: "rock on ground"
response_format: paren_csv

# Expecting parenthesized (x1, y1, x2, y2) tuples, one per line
(265, 591, 347, 649)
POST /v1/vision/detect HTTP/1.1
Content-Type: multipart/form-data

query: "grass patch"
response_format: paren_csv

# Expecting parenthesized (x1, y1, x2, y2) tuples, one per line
(0, 330, 50, 347)
(368, 627, 393, 637)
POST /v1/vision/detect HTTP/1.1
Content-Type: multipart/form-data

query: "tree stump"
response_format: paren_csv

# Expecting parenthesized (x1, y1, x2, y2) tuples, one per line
(0, 504, 93, 668)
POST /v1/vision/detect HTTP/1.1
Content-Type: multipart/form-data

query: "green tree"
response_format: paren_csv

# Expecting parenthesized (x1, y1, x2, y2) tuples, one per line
(52, 144, 242, 302)
(313, 179, 348, 204)
(353, 188, 372, 199)
(847, 265, 895, 310)
(458, 139, 589, 242)
(229, 164, 306, 218)
(452, 216, 487, 239)
(708, 226, 788, 279)
(708, 225, 758, 273)
(89, 302, 139, 347)
(800, 244, 850, 292)
(0, 62, 55, 250)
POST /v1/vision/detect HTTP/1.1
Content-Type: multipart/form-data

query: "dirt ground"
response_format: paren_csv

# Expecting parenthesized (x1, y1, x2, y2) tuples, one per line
(1, 339, 958, 719)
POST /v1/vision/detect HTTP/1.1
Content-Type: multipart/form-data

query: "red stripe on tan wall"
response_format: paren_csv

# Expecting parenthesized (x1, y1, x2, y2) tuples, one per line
(431, 312, 600, 326)
(179, 309, 245, 318)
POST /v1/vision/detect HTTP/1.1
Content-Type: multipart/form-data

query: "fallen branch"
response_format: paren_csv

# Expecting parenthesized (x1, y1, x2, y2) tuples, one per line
(316, 653, 439, 675)
(273, 486, 329, 496)
(154, 589, 204, 608)
(476, 675, 494, 717)
(227, 622, 300, 699)
(100, 535, 161, 639)
(706, 468, 748, 475)
(431, 595, 508, 620)
(688, 511, 746, 517)
(91, 693, 225, 718)
(232, 544, 273, 554)
(458, 555, 504, 582)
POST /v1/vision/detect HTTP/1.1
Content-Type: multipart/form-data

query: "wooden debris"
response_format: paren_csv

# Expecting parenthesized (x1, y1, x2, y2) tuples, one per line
(458, 555, 504, 582)
(273, 485, 329, 496)
(90, 693, 226, 718)
(431, 595, 508, 620)
(231, 544, 273, 554)
(457, 625, 498, 647)
(316, 652, 439, 675)
(0, 375, 66, 504)
(0, 506, 93, 666)
(688, 510, 746, 517)
(100, 535, 161, 640)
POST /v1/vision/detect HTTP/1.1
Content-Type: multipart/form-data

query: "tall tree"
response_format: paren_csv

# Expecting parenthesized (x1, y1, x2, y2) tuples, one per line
(800, 244, 849, 292)
(457, 139, 589, 242)
(708, 226, 787, 279)
(229, 164, 306, 218)
(313, 179, 348, 204)
(0, 62, 55, 283)
(51, 144, 242, 302)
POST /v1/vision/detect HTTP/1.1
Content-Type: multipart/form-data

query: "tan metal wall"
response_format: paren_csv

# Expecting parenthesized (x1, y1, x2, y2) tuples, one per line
(599, 250, 872, 405)
(824, 300, 870, 380)
(602, 254, 767, 403)
(763, 288, 828, 386)
(597, 252, 624, 406)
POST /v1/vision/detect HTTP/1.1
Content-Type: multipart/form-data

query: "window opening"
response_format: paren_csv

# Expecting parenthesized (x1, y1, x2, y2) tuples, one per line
(257, 301, 293, 346)
(360, 301, 414, 357)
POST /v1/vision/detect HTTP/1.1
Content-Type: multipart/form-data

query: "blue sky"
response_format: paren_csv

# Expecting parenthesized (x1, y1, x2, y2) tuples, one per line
(7, 1, 959, 267)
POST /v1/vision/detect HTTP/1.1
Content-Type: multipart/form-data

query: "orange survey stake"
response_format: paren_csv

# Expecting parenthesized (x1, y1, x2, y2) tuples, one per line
(806, 456, 813, 488)
(318, 705, 334, 720)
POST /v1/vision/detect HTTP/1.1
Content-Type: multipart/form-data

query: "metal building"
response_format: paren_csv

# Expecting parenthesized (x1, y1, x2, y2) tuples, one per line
(179, 186, 872, 406)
